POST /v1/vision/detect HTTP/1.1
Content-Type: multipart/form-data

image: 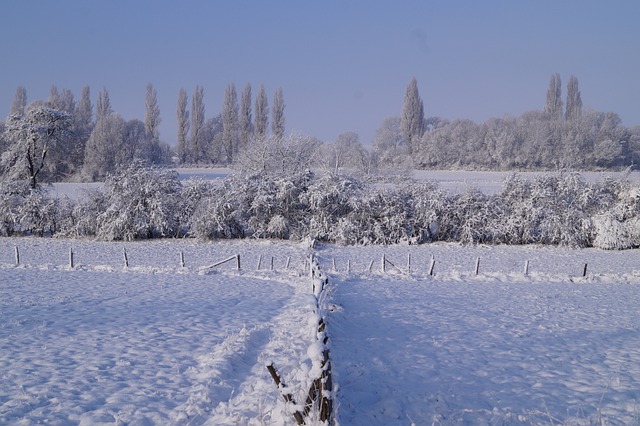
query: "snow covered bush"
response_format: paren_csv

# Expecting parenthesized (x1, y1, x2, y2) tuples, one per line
(0, 181, 27, 236)
(406, 182, 450, 243)
(303, 174, 361, 242)
(0, 181, 58, 237)
(179, 177, 215, 234)
(448, 189, 495, 244)
(332, 187, 414, 245)
(57, 189, 106, 238)
(96, 163, 182, 240)
(592, 179, 640, 249)
(592, 213, 632, 250)
(497, 173, 601, 247)
(189, 188, 244, 239)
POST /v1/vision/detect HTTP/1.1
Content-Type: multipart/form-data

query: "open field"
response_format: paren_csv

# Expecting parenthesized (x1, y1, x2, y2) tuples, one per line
(2, 238, 640, 424)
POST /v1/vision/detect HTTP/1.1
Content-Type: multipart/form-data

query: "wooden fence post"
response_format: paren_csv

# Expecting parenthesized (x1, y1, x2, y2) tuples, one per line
(123, 248, 129, 268)
(69, 248, 74, 269)
(257, 254, 262, 270)
(428, 255, 435, 276)
(474, 257, 480, 275)
(583, 263, 588, 277)
(180, 251, 185, 268)
(524, 260, 530, 276)
(381, 254, 386, 273)
(266, 364, 305, 425)
(14, 245, 20, 265)
(236, 254, 241, 270)
(407, 253, 411, 274)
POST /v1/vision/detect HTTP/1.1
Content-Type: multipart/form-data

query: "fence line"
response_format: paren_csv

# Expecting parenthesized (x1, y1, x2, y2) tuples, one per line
(3, 245, 308, 275)
(267, 254, 334, 424)
(313, 254, 634, 281)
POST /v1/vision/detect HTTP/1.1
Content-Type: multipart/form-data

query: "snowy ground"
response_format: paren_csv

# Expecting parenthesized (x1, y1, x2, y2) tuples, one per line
(2, 238, 640, 425)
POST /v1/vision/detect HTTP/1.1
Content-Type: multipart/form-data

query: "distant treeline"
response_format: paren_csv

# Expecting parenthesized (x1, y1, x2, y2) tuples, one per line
(377, 74, 640, 171)
(2, 75, 639, 190)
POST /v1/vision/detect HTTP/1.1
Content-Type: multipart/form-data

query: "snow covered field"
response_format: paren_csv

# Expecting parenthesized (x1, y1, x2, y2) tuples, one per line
(2, 238, 640, 425)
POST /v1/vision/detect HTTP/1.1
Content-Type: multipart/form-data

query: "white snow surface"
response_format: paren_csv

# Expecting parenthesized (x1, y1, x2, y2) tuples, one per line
(2, 238, 640, 425)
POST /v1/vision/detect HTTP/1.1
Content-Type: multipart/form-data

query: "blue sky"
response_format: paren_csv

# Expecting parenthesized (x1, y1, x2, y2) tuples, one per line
(2, 1, 639, 145)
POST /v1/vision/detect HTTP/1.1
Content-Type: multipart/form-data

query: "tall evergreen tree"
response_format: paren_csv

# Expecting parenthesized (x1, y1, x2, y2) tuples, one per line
(190, 85, 205, 163)
(544, 73, 563, 118)
(240, 83, 252, 149)
(565, 75, 583, 121)
(221, 83, 239, 164)
(254, 84, 269, 140)
(400, 77, 425, 155)
(176, 88, 190, 164)
(10, 86, 27, 116)
(271, 87, 285, 140)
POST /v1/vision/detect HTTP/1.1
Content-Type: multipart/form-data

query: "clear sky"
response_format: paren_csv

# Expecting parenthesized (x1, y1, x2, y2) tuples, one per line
(2, 1, 639, 145)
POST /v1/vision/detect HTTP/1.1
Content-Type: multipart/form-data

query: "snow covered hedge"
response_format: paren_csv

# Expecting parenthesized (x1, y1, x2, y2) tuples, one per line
(3, 167, 640, 249)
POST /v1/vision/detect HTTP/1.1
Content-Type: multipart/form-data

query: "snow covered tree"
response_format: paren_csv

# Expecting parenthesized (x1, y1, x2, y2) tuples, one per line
(190, 85, 205, 163)
(235, 132, 320, 176)
(544, 73, 563, 118)
(254, 84, 269, 140)
(176, 88, 190, 164)
(322, 131, 360, 173)
(144, 83, 162, 162)
(122, 118, 153, 164)
(71, 86, 94, 171)
(46, 86, 75, 115)
(75, 86, 93, 133)
(240, 83, 253, 149)
(221, 83, 240, 164)
(373, 116, 406, 167)
(2, 103, 71, 188)
(400, 77, 425, 155)
(96, 87, 113, 120)
(565, 75, 582, 121)
(271, 87, 285, 140)
(82, 113, 125, 181)
(10, 86, 27, 116)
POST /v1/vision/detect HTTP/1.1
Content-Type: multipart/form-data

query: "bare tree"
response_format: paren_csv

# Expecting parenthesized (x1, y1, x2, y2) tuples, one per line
(190, 85, 205, 163)
(221, 83, 239, 164)
(254, 84, 269, 140)
(96, 87, 113, 120)
(240, 83, 253, 149)
(176, 88, 190, 164)
(271, 87, 285, 140)
(565, 75, 582, 121)
(10, 86, 27, 116)
(545, 73, 563, 118)
(144, 83, 162, 162)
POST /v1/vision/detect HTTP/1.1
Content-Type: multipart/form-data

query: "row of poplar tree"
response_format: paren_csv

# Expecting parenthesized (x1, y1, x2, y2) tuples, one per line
(0, 83, 289, 186)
